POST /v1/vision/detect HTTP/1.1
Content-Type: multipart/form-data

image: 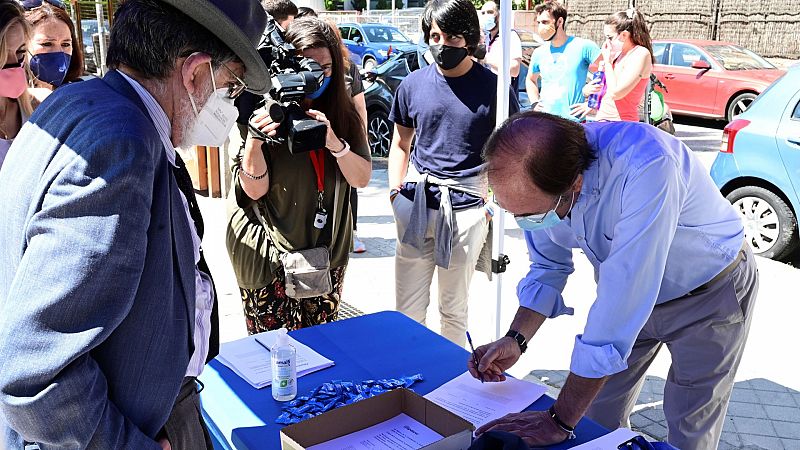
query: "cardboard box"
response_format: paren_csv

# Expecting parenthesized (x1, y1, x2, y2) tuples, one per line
(280, 388, 475, 450)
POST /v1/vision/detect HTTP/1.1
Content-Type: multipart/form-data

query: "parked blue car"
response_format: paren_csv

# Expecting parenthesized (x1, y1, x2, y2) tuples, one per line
(337, 23, 417, 71)
(710, 64, 800, 260)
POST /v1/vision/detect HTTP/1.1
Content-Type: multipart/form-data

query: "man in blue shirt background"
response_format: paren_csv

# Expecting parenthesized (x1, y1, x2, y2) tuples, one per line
(525, 1, 600, 120)
(469, 112, 758, 450)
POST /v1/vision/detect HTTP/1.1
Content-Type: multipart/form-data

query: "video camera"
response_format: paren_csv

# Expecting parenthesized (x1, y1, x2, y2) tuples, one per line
(249, 16, 328, 154)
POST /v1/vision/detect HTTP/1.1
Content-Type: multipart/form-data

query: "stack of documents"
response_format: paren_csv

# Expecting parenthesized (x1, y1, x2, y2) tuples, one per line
(424, 372, 547, 428)
(569, 428, 639, 449)
(307, 414, 443, 450)
(217, 331, 334, 389)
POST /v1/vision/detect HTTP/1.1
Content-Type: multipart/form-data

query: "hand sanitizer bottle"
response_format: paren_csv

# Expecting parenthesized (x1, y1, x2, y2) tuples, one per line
(271, 328, 297, 401)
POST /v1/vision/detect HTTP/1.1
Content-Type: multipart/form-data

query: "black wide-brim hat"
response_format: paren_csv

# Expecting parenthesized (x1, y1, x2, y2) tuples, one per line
(159, 0, 270, 94)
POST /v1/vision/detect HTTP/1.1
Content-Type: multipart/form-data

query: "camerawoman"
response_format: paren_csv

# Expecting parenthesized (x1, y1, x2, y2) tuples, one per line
(226, 17, 371, 335)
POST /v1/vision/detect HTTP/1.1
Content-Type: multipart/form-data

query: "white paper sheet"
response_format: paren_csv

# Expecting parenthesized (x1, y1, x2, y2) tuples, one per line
(307, 413, 444, 450)
(216, 330, 334, 389)
(423, 371, 547, 428)
(569, 428, 639, 449)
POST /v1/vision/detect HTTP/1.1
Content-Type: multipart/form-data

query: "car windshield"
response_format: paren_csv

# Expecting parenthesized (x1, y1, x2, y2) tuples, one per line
(703, 44, 775, 71)
(363, 26, 410, 43)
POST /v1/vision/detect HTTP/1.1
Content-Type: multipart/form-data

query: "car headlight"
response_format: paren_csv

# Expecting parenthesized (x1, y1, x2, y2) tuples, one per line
(377, 50, 388, 57)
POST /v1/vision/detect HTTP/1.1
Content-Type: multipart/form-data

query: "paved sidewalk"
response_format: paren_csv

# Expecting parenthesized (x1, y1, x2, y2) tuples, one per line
(198, 154, 800, 449)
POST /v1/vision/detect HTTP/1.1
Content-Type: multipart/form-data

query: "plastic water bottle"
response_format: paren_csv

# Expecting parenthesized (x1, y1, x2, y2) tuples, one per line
(271, 328, 297, 402)
(587, 66, 607, 110)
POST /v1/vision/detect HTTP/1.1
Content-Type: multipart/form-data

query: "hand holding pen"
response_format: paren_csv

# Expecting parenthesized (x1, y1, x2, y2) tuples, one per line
(466, 331, 484, 383)
(467, 333, 522, 383)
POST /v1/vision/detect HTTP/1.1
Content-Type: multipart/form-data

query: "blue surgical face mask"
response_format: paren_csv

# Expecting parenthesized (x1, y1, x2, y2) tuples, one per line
(481, 15, 496, 32)
(30, 52, 71, 87)
(307, 76, 331, 100)
(514, 192, 576, 232)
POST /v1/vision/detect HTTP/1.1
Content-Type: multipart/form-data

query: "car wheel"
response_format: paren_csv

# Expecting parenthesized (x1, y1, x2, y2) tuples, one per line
(727, 186, 799, 260)
(362, 57, 376, 72)
(726, 92, 757, 122)
(368, 109, 392, 158)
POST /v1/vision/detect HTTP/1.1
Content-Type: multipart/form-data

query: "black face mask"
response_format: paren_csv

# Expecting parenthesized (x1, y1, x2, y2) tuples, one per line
(429, 44, 469, 71)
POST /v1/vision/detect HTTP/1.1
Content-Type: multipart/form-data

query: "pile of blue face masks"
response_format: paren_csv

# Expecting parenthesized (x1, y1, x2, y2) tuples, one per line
(276, 374, 424, 424)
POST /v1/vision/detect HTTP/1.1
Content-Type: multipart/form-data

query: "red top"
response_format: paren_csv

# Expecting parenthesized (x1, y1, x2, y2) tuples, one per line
(596, 46, 650, 122)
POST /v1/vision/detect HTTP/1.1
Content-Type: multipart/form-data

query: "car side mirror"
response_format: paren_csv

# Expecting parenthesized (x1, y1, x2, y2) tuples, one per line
(353, 36, 362, 44)
(691, 60, 711, 71)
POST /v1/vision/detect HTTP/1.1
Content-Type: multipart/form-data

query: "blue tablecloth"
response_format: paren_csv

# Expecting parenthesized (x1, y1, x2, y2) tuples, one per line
(200, 311, 610, 449)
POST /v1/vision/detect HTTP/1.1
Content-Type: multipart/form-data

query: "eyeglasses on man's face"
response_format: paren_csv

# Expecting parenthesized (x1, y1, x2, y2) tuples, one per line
(493, 193, 563, 222)
(217, 62, 247, 100)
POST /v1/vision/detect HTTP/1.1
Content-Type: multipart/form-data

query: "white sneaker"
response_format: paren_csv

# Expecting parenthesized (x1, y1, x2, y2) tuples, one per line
(353, 235, 366, 253)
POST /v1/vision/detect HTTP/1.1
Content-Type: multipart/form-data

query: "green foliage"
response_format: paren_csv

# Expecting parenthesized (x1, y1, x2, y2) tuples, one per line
(375, 0, 403, 8)
(470, 0, 538, 10)
(324, 0, 338, 10)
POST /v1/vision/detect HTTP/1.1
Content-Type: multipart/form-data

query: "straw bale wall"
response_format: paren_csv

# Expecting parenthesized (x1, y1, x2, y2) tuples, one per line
(513, 0, 800, 58)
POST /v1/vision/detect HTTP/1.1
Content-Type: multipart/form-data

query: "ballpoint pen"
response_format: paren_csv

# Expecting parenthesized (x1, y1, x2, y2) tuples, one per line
(254, 336, 271, 353)
(466, 331, 484, 383)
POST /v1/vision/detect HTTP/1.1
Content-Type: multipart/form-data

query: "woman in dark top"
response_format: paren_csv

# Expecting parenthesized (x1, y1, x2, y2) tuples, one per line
(226, 18, 371, 334)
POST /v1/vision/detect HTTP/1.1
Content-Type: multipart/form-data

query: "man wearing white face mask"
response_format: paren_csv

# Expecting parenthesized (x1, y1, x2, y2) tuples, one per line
(0, 0, 269, 449)
(477, 1, 522, 81)
(468, 112, 758, 450)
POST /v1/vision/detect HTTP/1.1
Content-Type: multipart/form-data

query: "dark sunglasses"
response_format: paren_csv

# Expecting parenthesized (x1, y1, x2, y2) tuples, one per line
(1, 60, 24, 70)
(21, 0, 65, 10)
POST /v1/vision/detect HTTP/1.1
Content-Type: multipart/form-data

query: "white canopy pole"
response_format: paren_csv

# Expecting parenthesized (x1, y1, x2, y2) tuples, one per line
(95, 0, 107, 76)
(493, 0, 513, 340)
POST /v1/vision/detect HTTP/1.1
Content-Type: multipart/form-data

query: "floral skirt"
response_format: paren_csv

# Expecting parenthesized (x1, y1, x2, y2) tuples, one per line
(240, 265, 346, 335)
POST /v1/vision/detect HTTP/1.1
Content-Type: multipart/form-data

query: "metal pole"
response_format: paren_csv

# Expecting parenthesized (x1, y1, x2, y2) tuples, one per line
(493, 1, 513, 340)
(95, 0, 107, 75)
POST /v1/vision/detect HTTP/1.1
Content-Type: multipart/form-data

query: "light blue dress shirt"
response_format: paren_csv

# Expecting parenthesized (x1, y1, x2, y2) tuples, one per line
(517, 121, 744, 379)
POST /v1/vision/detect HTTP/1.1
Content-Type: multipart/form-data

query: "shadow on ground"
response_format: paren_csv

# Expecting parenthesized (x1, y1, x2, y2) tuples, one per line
(350, 237, 396, 259)
(673, 115, 727, 130)
(527, 369, 800, 449)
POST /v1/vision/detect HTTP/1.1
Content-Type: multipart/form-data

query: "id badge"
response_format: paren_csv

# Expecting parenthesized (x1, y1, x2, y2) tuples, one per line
(314, 208, 328, 229)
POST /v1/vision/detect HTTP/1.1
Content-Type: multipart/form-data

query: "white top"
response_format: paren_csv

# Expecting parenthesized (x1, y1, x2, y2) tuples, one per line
(0, 138, 11, 170)
(0, 106, 29, 171)
(485, 30, 523, 76)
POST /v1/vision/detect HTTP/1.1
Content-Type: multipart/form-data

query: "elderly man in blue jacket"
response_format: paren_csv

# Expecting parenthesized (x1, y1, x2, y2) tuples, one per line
(0, 0, 270, 448)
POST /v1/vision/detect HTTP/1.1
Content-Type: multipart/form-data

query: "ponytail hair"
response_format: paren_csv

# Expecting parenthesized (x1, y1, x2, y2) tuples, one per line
(606, 8, 655, 64)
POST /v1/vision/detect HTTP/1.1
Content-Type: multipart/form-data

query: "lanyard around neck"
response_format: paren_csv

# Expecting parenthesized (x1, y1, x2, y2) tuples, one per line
(309, 149, 325, 195)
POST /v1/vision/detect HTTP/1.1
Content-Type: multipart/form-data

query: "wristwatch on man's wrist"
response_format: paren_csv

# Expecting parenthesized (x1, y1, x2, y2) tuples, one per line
(505, 330, 528, 354)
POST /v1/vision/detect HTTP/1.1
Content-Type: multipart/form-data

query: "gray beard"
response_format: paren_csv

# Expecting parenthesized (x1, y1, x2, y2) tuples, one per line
(175, 101, 197, 151)
(175, 80, 211, 150)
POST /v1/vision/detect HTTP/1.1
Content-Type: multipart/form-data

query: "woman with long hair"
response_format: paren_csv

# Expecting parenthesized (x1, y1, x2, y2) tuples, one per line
(23, 0, 84, 89)
(0, 0, 47, 169)
(571, 7, 654, 122)
(226, 17, 371, 334)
